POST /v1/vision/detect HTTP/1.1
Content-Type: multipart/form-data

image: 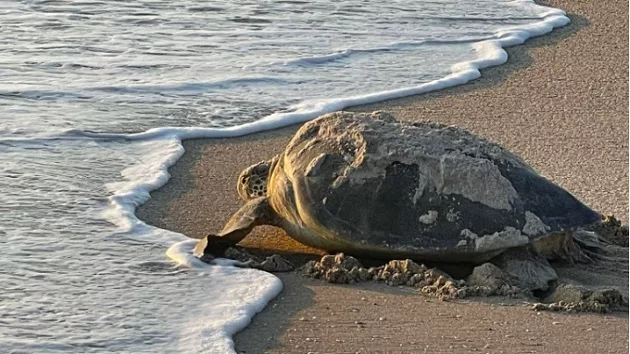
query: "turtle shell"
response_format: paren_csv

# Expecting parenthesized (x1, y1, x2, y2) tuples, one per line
(268, 111, 601, 262)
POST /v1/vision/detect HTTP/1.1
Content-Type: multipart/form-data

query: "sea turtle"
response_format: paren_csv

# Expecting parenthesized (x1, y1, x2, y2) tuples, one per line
(193, 111, 603, 281)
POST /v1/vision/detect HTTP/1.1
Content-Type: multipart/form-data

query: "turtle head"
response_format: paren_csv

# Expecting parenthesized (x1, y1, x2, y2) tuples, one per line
(237, 159, 274, 201)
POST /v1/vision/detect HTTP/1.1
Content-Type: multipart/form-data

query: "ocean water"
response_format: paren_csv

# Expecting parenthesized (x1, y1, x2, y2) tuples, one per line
(1, 0, 568, 352)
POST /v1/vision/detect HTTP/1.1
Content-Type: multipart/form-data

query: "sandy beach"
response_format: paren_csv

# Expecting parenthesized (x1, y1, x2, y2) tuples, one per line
(136, 0, 629, 352)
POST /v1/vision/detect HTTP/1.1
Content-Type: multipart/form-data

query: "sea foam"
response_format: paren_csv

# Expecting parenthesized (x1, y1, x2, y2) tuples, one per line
(58, 9, 568, 144)
(103, 139, 283, 353)
(166, 240, 283, 354)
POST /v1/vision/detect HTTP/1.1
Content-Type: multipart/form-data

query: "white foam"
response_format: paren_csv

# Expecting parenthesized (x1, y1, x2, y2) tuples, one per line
(167, 239, 244, 268)
(55, 11, 568, 146)
(166, 240, 283, 353)
(276, 37, 497, 67)
(177, 265, 282, 354)
(101, 139, 283, 354)
(284, 48, 354, 65)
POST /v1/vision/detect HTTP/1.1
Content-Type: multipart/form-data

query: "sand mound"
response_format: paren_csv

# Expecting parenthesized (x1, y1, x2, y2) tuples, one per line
(296, 252, 626, 312)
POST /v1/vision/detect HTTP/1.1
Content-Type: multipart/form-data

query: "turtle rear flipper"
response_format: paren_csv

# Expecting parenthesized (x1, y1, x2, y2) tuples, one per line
(194, 197, 278, 262)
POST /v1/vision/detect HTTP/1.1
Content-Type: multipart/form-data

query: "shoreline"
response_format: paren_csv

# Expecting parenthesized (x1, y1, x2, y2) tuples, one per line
(136, 0, 628, 352)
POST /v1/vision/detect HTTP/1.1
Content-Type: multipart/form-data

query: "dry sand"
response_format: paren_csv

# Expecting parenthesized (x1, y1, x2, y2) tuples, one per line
(136, 0, 629, 352)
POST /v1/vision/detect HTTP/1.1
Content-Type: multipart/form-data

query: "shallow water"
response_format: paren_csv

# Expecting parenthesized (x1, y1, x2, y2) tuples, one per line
(1, 0, 567, 352)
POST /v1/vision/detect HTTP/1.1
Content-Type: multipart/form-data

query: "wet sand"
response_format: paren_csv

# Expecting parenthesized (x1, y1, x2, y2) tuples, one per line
(136, 0, 629, 352)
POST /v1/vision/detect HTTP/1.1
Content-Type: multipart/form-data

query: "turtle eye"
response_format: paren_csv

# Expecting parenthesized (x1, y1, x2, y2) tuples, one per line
(240, 176, 248, 184)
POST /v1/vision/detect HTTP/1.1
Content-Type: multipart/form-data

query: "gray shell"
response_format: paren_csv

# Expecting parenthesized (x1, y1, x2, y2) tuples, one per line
(270, 111, 601, 262)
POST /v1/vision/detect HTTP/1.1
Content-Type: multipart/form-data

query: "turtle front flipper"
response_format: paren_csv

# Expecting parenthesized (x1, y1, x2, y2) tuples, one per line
(193, 197, 277, 262)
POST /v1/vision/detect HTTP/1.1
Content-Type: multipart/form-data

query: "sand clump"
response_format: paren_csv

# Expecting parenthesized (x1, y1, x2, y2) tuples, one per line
(532, 284, 626, 313)
(299, 253, 522, 300)
(224, 247, 295, 272)
(464, 263, 522, 298)
(297, 253, 626, 313)
(220, 248, 626, 312)
(589, 215, 629, 247)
